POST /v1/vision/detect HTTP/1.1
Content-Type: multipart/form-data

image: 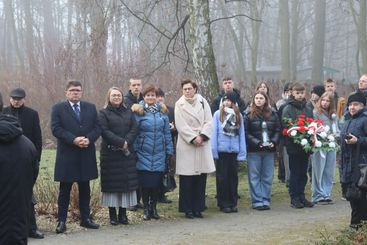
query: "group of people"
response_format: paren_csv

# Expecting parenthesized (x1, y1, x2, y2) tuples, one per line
(1, 74, 367, 244)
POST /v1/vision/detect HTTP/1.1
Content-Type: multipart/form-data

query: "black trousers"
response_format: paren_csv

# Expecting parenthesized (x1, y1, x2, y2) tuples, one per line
(57, 181, 90, 222)
(288, 152, 309, 200)
(179, 174, 207, 213)
(216, 153, 238, 208)
(277, 140, 285, 181)
(349, 189, 367, 225)
(29, 200, 37, 232)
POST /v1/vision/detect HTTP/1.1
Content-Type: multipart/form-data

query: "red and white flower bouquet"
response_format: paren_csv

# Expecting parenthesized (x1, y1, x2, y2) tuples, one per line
(282, 114, 339, 153)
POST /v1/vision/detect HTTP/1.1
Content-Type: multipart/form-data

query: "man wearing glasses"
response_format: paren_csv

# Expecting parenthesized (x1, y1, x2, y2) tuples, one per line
(357, 74, 367, 98)
(51, 80, 101, 233)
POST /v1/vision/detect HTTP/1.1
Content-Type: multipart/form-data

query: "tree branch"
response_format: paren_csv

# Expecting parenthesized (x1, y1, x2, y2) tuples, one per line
(210, 14, 261, 25)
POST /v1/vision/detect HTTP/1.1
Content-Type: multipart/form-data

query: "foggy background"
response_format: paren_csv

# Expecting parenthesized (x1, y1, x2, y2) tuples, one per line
(0, 0, 365, 142)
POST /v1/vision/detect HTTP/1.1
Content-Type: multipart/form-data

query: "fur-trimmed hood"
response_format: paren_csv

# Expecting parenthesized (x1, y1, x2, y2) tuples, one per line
(131, 102, 168, 115)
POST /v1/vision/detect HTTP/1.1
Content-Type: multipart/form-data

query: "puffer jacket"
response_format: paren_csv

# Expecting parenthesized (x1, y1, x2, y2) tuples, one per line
(340, 108, 367, 184)
(244, 109, 280, 153)
(132, 102, 174, 172)
(281, 97, 313, 154)
(99, 104, 139, 193)
(211, 110, 246, 160)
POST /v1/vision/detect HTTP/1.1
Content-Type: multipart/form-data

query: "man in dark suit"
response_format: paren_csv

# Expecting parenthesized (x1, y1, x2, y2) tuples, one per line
(3, 88, 43, 239)
(51, 80, 101, 233)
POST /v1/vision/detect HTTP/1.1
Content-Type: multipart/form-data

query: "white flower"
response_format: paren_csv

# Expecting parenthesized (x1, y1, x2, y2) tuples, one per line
(301, 139, 308, 145)
(327, 135, 335, 142)
(324, 125, 330, 133)
(329, 142, 336, 148)
(315, 141, 322, 147)
(319, 132, 327, 139)
(290, 130, 297, 136)
(308, 129, 314, 135)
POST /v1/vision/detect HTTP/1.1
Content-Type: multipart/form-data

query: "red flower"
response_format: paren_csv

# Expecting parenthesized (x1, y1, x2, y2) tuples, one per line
(299, 126, 306, 132)
(282, 129, 288, 135)
(306, 118, 313, 123)
(299, 114, 305, 119)
(297, 120, 304, 126)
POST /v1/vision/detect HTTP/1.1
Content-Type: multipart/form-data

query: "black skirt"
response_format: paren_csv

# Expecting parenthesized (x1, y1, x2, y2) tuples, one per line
(138, 170, 163, 188)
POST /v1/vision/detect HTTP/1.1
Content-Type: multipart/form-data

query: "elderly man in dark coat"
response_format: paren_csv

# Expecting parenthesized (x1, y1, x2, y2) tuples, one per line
(0, 94, 38, 245)
(51, 80, 101, 233)
(3, 87, 44, 239)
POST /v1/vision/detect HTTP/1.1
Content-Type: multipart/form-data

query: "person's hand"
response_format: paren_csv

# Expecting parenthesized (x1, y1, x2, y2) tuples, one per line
(193, 135, 203, 146)
(345, 134, 358, 144)
(169, 122, 175, 130)
(268, 142, 274, 148)
(73, 136, 86, 147)
(123, 141, 128, 150)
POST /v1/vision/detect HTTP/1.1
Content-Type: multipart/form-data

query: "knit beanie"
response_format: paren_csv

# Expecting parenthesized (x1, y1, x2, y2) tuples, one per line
(347, 92, 366, 106)
(311, 85, 325, 97)
(222, 91, 237, 104)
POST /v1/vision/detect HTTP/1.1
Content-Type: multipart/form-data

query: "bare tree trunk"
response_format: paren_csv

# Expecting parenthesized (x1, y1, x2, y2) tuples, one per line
(358, 1, 367, 74)
(311, 0, 326, 84)
(290, 0, 300, 82)
(189, 0, 219, 101)
(4, 0, 25, 74)
(89, 0, 110, 90)
(279, 0, 291, 81)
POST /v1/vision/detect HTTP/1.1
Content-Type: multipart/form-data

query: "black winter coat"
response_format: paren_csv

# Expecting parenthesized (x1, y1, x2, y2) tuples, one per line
(244, 110, 280, 153)
(340, 108, 367, 184)
(99, 104, 139, 193)
(51, 101, 101, 182)
(0, 114, 37, 245)
(281, 97, 313, 155)
(124, 90, 143, 109)
(3, 105, 42, 161)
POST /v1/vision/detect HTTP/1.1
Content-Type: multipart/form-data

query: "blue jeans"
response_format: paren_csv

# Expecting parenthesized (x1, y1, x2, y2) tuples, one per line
(311, 150, 336, 202)
(247, 152, 275, 208)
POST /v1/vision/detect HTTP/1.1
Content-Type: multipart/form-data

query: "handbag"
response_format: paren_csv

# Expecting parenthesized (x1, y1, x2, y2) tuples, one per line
(346, 143, 367, 201)
(162, 173, 176, 192)
(357, 164, 367, 190)
(162, 156, 176, 192)
(345, 184, 363, 201)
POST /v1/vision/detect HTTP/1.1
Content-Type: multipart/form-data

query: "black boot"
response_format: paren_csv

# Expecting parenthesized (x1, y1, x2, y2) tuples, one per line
(150, 201, 160, 220)
(118, 208, 128, 225)
(108, 207, 119, 225)
(143, 203, 151, 220)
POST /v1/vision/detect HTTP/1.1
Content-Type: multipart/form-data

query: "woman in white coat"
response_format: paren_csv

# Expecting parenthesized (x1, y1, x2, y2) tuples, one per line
(175, 79, 215, 219)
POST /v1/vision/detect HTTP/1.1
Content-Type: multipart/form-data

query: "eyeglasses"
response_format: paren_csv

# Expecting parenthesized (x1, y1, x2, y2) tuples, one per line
(68, 89, 82, 92)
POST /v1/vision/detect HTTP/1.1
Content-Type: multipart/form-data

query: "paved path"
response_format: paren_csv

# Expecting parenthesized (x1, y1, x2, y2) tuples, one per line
(29, 199, 350, 245)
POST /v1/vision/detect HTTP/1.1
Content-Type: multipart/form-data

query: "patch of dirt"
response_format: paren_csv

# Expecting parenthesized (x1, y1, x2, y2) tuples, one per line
(29, 199, 350, 245)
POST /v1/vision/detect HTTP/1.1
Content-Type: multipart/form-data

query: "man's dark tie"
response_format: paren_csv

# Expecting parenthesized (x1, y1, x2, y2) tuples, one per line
(73, 103, 80, 121)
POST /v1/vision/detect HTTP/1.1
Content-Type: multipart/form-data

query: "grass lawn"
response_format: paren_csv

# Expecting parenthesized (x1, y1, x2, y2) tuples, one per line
(35, 149, 343, 228)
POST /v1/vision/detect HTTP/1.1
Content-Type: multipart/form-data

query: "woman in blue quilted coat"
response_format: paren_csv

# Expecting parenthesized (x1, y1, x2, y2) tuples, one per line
(132, 84, 173, 221)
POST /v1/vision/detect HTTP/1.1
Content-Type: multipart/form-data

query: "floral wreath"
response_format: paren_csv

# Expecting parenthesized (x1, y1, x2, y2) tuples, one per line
(283, 114, 339, 153)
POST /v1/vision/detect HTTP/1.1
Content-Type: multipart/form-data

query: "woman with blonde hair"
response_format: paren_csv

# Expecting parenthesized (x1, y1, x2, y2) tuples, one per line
(311, 92, 337, 204)
(99, 87, 139, 225)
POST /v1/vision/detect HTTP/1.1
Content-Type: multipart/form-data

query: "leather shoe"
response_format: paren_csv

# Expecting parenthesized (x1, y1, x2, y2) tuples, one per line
(80, 219, 100, 229)
(56, 221, 66, 234)
(29, 229, 44, 239)
(221, 207, 232, 213)
(193, 211, 203, 218)
(185, 211, 194, 219)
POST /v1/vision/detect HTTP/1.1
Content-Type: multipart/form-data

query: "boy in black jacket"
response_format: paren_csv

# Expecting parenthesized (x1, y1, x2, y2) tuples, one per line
(281, 83, 314, 209)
